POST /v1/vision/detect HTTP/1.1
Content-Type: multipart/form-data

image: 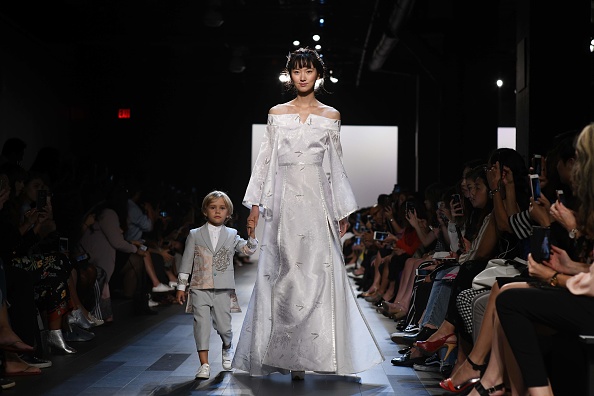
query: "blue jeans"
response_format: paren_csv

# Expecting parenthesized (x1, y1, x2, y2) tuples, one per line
(420, 268, 455, 328)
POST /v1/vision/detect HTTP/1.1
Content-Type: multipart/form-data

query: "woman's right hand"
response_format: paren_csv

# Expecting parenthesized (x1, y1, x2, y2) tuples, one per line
(549, 201, 577, 232)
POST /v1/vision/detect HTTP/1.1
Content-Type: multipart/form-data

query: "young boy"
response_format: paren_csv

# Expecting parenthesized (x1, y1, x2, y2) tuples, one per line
(176, 190, 258, 380)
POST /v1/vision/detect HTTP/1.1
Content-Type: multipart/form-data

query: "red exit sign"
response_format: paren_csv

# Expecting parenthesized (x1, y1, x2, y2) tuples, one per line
(118, 108, 131, 119)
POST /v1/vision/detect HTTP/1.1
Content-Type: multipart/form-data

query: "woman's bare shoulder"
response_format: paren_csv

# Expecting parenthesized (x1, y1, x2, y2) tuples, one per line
(269, 102, 293, 115)
(317, 103, 341, 120)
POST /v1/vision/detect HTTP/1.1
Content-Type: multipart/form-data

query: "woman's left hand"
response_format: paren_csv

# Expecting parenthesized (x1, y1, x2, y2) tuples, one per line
(527, 253, 557, 282)
(339, 218, 348, 238)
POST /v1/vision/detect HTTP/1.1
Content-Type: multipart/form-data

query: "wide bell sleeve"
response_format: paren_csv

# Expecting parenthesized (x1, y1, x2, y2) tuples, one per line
(326, 124, 358, 220)
(243, 116, 280, 220)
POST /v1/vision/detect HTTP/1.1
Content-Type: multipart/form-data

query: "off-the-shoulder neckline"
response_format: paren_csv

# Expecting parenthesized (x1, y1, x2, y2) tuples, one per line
(268, 113, 340, 125)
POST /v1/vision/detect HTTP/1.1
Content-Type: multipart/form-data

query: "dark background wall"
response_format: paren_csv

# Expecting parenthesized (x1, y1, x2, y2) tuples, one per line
(0, 0, 592, 210)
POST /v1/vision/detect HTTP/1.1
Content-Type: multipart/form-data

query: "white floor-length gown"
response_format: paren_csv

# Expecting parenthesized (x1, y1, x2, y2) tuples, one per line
(232, 113, 384, 376)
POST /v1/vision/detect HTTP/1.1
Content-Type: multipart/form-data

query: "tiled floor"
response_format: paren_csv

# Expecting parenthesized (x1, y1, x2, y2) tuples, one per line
(10, 262, 445, 395)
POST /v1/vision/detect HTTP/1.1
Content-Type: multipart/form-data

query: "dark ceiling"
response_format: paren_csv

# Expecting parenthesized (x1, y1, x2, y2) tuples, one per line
(0, 0, 517, 95)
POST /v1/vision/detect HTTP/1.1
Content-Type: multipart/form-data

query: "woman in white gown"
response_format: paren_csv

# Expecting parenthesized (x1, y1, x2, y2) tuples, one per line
(232, 47, 384, 379)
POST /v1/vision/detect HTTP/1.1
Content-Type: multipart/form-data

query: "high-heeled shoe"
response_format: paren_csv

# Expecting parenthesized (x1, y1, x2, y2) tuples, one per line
(359, 289, 377, 298)
(364, 291, 381, 303)
(389, 310, 407, 320)
(415, 333, 456, 354)
(439, 377, 480, 394)
(67, 308, 94, 330)
(45, 330, 77, 354)
(439, 356, 487, 393)
(473, 381, 505, 396)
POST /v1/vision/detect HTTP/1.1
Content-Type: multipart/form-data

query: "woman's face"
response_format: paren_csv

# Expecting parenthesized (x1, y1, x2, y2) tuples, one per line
(466, 177, 488, 209)
(22, 178, 45, 203)
(291, 66, 319, 93)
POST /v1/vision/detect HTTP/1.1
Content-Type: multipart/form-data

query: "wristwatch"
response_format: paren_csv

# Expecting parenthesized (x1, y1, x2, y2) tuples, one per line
(489, 188, 500, 199)
(569, 228, 578, 239)
(549, 272, 559, 287)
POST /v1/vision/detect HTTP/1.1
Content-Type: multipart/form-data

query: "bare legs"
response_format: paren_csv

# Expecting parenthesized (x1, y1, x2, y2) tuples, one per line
(444, 283, 501, 386)
(142, 254, 164, 288)
(385, 257, 426, 313)
(0, 301, 34, 353)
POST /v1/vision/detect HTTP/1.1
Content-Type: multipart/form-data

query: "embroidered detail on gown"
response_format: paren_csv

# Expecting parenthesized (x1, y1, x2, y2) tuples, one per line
(232, 113, 384, 375)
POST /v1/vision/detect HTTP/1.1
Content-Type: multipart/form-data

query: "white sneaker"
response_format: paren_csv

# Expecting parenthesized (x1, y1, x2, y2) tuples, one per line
(168, 281, 178, 288)
(195, 363, 210, 379)
(152, 283, 174, 293)
(148, 299, 159, 307)
(222, 346, 233, 370)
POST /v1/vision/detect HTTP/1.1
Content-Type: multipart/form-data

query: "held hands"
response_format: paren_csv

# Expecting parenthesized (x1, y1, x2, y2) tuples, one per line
(247, 205, 259, 237)
(339, 218, 348, 238)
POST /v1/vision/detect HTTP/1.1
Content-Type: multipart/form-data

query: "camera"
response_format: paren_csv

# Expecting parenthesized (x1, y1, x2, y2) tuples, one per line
(139, 245, 148, 251)
(373, 231, 389, 241)
(36, 189, 48, 210)
(451, 193, 463, 214)
(530, 226, 551, 262)
(530, 174, 541, 200)
(405, 201, 415, 214)
(160, 211, 168, 217)
(59, 237, 69, 253)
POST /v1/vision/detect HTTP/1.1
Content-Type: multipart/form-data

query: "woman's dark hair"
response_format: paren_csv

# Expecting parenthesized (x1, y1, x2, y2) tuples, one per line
(283, 47, 328, 94)
(463, 164, 493, 242)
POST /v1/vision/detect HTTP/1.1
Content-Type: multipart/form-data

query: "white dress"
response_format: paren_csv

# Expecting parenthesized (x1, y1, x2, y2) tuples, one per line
(232, 113, 384, 376)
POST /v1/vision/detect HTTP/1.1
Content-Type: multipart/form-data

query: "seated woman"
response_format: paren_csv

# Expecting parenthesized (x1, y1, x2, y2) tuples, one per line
(382, 186, 453, 319)
(365, 198, 427, 308)
(469, 123, 594, 396)
(1, 173, 79, 355)
(415, 149, 530, 363)
(441, 144, 576, 392)
(393, 165, 497, 367)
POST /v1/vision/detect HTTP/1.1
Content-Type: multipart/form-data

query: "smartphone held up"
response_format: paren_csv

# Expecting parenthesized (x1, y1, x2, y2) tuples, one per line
(36, 189, 48, 210)
(530, 226, 551, 262)
(530, 174, 541, 201)
(373, 231, 389, 241)
(451, 193, 463, 214)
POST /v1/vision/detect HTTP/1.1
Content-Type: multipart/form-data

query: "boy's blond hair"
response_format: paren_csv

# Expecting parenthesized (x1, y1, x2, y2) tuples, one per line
(202, 190, 234, 220)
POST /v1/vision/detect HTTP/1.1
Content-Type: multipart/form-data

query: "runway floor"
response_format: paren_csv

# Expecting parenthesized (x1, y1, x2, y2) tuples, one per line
(10, 261, 445, 395)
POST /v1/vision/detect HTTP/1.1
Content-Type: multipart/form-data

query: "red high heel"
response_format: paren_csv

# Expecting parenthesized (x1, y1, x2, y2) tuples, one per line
(439, 377, 480, 393)
(439, 356, 487, 393)
(415, 333, 456, 354)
